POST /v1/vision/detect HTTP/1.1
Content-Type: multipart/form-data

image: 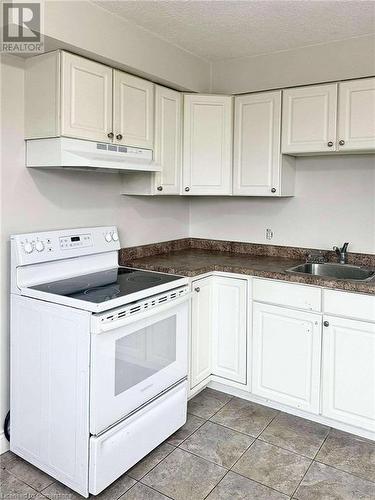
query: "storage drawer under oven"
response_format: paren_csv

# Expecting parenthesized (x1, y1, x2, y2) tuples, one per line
(89, 381, 187, 495)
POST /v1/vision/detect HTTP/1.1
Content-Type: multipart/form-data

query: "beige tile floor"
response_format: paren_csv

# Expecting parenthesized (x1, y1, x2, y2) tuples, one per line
(1, 388, 375, 499)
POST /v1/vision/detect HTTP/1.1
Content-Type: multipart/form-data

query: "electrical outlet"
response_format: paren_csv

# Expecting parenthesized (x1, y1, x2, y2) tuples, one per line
(266, 228, 274, 240)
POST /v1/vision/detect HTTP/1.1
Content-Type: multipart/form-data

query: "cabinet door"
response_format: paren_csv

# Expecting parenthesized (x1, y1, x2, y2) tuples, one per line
(322, 316, 375, 431)
(252, 302, 322, 413)
(61, 52, 113, 142)
(190, 277, 213, 388)
(183, 95, 233, 195)
(212, 277, 247, 384)
(234, 91, 281, 196)
(154, 86, 182, 195)
(114, 71, 154, 149)
(338, 78, 375, 152)
(282, 84, 337, 154)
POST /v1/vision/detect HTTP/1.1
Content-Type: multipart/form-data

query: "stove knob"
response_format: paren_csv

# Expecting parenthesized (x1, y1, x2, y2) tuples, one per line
(105, 233, 112, 243)
(24, 242, 34, 254)
(112, 232, 119, 242)
(35, 241, 45, 252)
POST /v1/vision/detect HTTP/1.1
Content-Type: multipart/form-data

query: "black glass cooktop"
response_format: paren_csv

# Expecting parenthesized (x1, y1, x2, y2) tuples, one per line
(30, 267, 184, 304)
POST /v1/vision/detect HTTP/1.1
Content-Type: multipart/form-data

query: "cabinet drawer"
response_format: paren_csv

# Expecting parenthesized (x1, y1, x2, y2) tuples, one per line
(253, 278, 321, 312)
(323, 289, 375, 322)
(89, 382, 187, 495)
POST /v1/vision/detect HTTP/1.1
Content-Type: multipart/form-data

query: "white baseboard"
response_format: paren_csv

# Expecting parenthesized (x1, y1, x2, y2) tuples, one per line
(0, 431, 10, 454)
(208, 380, 375, 442)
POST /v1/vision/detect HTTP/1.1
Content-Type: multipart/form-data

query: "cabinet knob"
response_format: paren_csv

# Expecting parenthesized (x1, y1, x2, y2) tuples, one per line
(324, 320, 330, 327)
(194, 287, 200, 292)
(116, 134, 123, 140)
(339, 139, 345, 146)
(107, 132, 114, 139)
(157, 186, 163, 191)
(185, 187, 190, 192)
(271, 188, 276, 193)
(327, 141, 334, 147)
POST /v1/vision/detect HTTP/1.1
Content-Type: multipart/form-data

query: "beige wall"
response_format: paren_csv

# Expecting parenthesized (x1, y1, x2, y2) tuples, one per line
(0, 55, 190, 450)
(211, 35, 375, 94)
(41, 0, 211, 92)
(190, 155, 375, 253)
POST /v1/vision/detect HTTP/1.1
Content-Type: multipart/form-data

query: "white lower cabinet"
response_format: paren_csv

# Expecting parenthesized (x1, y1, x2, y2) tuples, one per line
(190, 275, 374, 437)
(190, 277, 214, 388)
(212, 277, 247, 384)
(322, 315, 375, 432)
(190, 275, 248, 390)
(252, 302, 322, 413)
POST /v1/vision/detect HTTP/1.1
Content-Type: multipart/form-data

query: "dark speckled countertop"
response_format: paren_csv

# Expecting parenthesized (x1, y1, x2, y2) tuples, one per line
(119, 239, 375, 295)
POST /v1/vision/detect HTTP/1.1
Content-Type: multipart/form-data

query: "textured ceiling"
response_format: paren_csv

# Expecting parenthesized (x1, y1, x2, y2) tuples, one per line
(92, 0, 375, 62)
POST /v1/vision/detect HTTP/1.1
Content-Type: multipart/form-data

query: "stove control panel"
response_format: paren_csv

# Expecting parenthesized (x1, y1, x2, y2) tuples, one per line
(12, 226, 120, 265)
(59, 233, 93, 250)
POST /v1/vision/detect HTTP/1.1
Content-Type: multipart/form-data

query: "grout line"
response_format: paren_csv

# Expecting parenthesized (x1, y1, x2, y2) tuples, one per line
(4, 465, 56, 495)
(206, 418, 260, 440)
(2, 467, 41, 496)
(203, 469, 231, 500)
(127, 481, 175, 500)
(173, 416, 206, 447)
(313, 459, 375, 485)
(256, 435, 316, 460)
(228, 436, 256, 470)
(227, 468, 294, 498)
(131, 443, 176, 482)
(289, 429, 330, 498)
(172, 446, 231, 471)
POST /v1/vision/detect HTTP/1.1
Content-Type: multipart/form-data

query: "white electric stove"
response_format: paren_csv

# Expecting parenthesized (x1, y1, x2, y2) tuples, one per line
(10, 226, 190, 497)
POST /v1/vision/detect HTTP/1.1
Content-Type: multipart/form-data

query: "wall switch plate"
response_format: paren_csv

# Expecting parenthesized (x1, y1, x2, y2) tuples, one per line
(266, 228, 274, 240)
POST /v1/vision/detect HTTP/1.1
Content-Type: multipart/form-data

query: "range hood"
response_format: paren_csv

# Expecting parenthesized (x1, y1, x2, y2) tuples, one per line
(26, 137, 161, 173)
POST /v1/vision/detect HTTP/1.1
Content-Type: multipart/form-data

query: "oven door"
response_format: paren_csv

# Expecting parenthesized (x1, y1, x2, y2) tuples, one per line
(90, 296, 189, 435)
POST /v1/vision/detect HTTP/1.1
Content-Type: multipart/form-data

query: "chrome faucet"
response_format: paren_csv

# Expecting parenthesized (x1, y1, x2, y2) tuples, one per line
(333, 242, 349, 264)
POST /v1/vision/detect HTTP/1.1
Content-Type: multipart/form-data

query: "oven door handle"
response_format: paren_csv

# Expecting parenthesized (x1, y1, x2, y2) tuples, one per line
(92, 292, 193, 334)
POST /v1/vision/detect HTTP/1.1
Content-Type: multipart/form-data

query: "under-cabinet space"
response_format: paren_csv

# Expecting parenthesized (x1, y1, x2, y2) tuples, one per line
(211, 276, 247, 384)
(189, 275, 248, 391)
(321, 315, 375, 432)
(190, 277, 214, 388)
(252, 302, 322, 413)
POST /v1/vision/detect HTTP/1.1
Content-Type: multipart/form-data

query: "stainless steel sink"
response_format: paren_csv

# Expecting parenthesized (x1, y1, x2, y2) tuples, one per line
(286, 263, 375, 281)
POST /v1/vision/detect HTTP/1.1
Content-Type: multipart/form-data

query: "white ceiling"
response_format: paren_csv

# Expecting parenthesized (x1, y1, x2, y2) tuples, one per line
(93, 0, 375, 62)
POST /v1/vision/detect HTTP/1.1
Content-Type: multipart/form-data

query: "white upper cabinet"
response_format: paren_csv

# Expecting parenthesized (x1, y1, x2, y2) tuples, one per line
(322, 315, 375, 432)
(212, 277, 247, 384)
(252, 302, 322, 413)
(154, 86, 182, 194)
(234, 91, 295, 196)
(113, 71, 154, 149)
(282, 84, 338, 154)
(61, 52, 113, 143)
(337, 77, 375, 152)
(25, 51, 113, 142)
(183, 95, 233, 195)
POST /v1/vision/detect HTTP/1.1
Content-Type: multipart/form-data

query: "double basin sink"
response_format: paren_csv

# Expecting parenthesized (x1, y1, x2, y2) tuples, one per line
(286, 263, 375, 282)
